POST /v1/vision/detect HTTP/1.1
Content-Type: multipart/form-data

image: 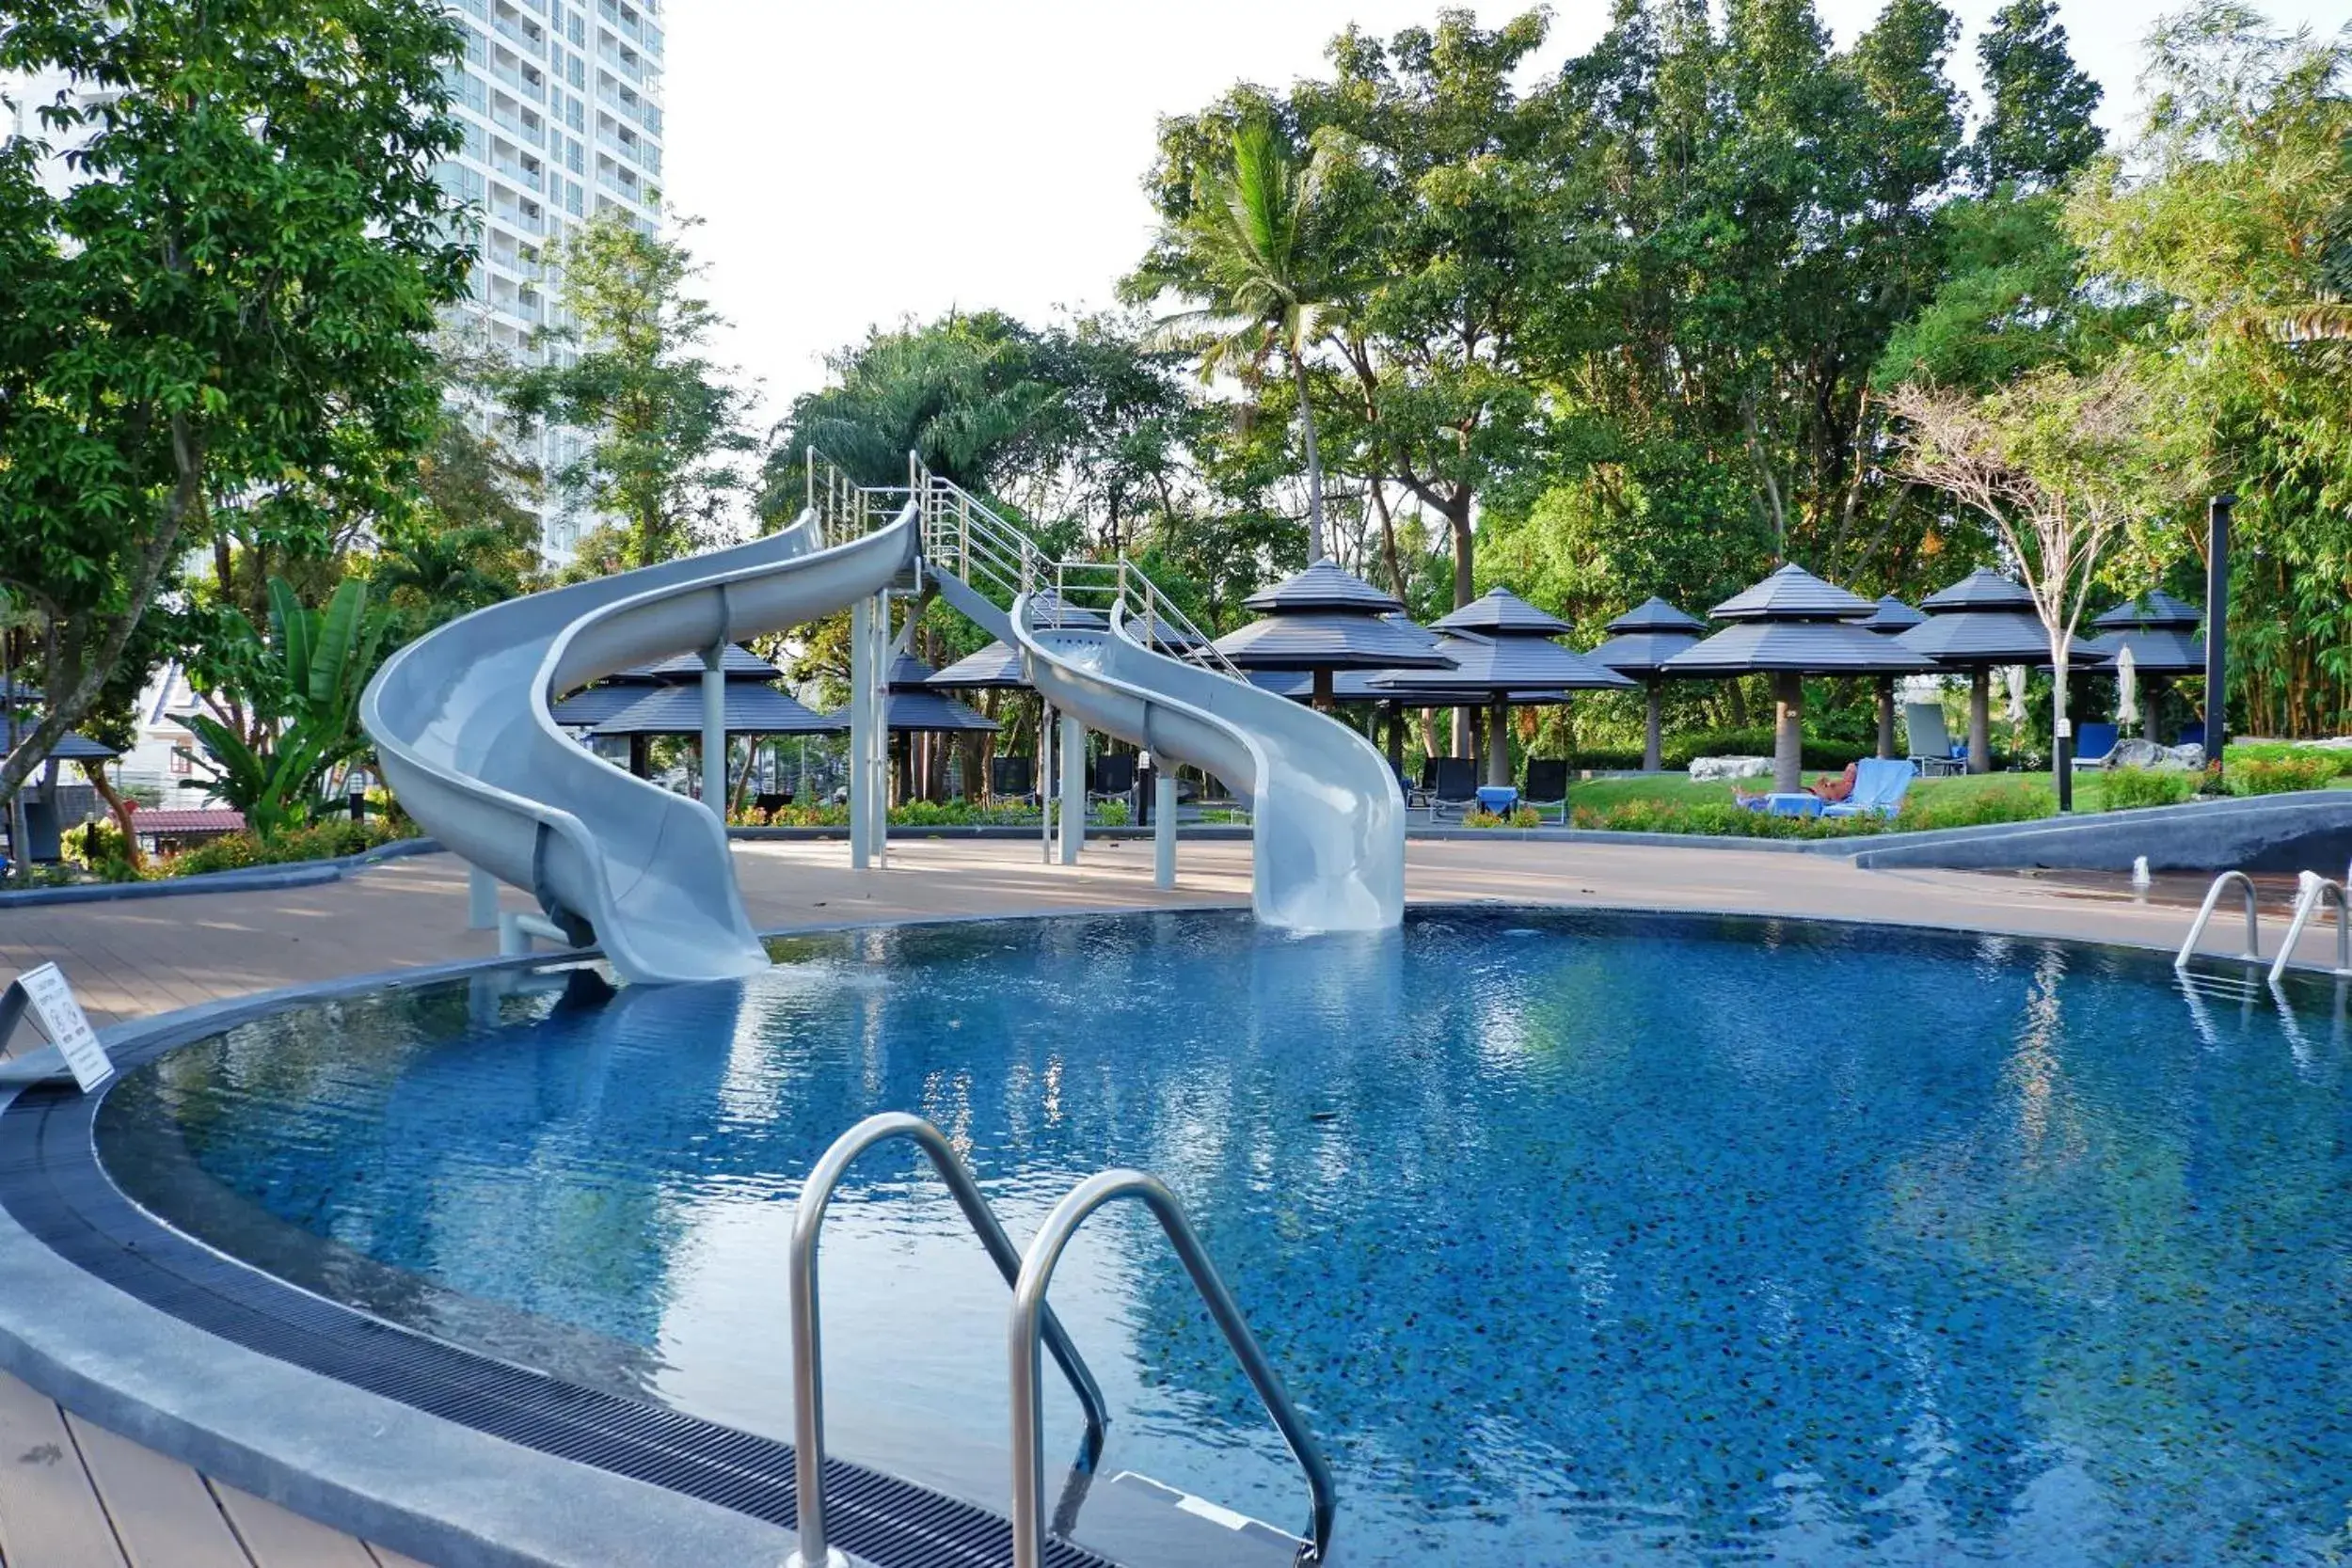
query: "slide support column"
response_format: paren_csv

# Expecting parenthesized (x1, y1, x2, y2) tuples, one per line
(850, 597, 875, 869)
(1057, 714, 1084, 865)
(1154, 770, 1177, 889)
(702, 641, 727, 824)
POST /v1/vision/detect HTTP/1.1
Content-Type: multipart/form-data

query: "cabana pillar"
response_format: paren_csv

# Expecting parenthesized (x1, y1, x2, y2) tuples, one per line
(1644, 683, 1665, 774)
(700, 641, 727, 817)
(1876, 679, 1897, 761)
(1486, 698, 1511, 787)
(1772, 672, 1804, 794)
(1968, 670, 1993, 775)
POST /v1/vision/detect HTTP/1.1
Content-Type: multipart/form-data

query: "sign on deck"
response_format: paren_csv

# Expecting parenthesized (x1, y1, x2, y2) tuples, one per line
(0, 962, 114, 1093)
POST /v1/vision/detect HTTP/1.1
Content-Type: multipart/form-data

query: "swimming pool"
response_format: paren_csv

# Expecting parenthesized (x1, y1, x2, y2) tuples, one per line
(96, 908, 2352, 1566)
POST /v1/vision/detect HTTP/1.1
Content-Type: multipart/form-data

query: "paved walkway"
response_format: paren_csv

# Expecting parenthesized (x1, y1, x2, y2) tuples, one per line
(0, 834, 2343, 1565)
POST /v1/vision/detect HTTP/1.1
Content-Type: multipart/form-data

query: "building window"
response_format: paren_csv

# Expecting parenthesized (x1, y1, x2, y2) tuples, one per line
(568, 53, 585, 88)
(565, 179, 583, 215)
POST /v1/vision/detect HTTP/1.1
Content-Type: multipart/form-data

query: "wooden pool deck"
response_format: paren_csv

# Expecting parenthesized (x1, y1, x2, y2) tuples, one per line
(1, 834, 2344, 1565)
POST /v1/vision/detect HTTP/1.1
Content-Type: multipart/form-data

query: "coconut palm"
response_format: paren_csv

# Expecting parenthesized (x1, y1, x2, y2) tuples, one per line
(1151, 120, 1354, 560)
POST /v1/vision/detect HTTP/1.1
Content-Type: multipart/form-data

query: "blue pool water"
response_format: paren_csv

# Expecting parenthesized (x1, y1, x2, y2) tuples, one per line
(98, 909, 2352, 1566)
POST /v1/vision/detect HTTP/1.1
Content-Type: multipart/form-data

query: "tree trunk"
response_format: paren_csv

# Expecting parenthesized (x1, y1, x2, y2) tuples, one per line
(1772, 672, 1804, 795)
(1724, 677, 1749, 730)
(1292, 353, 1326, 562)
(82, 761, 145, 870)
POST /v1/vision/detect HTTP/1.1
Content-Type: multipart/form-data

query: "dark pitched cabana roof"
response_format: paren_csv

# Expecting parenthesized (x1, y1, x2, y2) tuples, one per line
(877, 690, 1000, 733)
(1853, 594, 1926, 635)
(1918, 567, 2033, 613)
(2093, 589, 2201, 630)
(1215, 562, 1452, 672)
(1592, 596, 1705, 676)
(47, 732, 119, 761)
(1604, 596, 1707, 636)
(549, 682, 662, 727)
(1241, 559, 1404, 613)
(1375, 630, 1632, 694)
(1432, 587, 1573, 637)
(1664, 564, 1936, 676)
(2086, 590, 2206, 674)
(1246, 668, 1542, 706)
(1214, 612, 1457, 670)
(593, 683, 843, 736)
(1024, 590, 1107, 630)
(615, 643, 782, 681)
(0, 677, 41, 704)
(928, 641, 1026, 690)
(837, 654, 1001, 733)
(1125, 611, 1206, 651)
(1899, 569, 2104, 666)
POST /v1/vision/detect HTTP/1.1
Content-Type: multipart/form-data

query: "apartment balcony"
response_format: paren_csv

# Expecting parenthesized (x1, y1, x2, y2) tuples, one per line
(486, 102, 541, 147)
(487, 56, 544, 103)
(595, 124, 660, 176)
(489, 11, 543, 57)
(490, 158, 540, 193)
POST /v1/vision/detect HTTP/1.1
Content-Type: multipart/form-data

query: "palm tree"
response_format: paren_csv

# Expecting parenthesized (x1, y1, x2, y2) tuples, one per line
(1154, 120, 1351, 561)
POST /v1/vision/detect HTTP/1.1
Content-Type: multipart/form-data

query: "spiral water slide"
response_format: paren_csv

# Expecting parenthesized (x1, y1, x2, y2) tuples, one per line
(916, 472, 1404, 933)
(361, 503, 915, 985)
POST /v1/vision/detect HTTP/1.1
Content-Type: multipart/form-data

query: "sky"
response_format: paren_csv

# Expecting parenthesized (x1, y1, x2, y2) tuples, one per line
(662, 0, 2352, 432)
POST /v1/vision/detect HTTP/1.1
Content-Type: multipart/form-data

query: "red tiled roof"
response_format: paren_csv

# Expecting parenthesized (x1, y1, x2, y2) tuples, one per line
(131, 809, 246, 834)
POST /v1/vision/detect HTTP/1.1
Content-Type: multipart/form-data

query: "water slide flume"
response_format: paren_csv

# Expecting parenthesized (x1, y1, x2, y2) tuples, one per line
(361, 504, 915, 985)
(929, 564, 1405, 933)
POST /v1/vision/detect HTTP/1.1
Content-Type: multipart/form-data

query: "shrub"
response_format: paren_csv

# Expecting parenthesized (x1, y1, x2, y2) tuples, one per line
(1091, 800, 1132, 827)
(1567, 798, 1886, 839)
(156, 816, 402, 879)
(2223, 742, 2352, 778)
(1896, 782, 2052, 831)
(1460, 805, 1543, 829)
(2099, 767, 2199, 811)
(2225, 755, 2343, 796)
(1661, 728, 1871, 772)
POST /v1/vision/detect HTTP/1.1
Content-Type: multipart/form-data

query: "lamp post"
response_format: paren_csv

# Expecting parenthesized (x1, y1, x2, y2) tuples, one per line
(2204, 493, 2233, 784)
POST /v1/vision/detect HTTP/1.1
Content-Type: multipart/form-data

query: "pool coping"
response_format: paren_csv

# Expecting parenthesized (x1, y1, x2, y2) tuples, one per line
(0, 902, 2334, 1568)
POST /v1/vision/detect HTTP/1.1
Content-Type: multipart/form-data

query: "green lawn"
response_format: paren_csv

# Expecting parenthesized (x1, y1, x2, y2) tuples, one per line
(1557, 766, 2352, 827)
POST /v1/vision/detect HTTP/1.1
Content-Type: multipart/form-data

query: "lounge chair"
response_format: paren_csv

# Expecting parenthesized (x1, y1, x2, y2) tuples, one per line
(1822, 757, 1917, 818)
(1428, 757, 1479, 821)
(1903, 703, 1968, 777)
(1522, 759, 1570, 824)
(990, 754, 1038, 807)
(2072, 722, 2119, 769)
(1089, 752, 1136, 816)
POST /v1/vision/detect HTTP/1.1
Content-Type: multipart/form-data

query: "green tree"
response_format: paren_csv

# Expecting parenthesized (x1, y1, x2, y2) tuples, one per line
(509, 212, 755, 570)
(2065, 2, 2352, 736)
(1970, 0, 2106, 192)
(370, 406, 543, 641)
(0, 0, 471, 806)
(762, 309, 1059, 499)
(1130, 118, 1356, 561)
(182, 578, 389, 838)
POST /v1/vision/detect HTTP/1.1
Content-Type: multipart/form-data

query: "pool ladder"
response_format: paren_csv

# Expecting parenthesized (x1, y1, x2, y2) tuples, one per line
(785, 1113, 1337, 1568)
(2177, 864, 2352, 986)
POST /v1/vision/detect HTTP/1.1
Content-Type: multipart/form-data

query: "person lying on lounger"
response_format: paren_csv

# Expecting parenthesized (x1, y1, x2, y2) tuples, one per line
(1808, 763, 1857, 804)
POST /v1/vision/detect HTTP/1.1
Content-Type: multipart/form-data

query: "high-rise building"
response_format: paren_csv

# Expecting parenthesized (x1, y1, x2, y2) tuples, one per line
(435, 0, 666, 564)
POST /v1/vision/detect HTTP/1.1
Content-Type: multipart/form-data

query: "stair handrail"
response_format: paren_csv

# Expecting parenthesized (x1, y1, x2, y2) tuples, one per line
(804, 447, 910, 548)
(2269, 869, 2352, 985)
(2177, 869, 2264, 970)
(907, 454, 1244, 680)
(1009, 1167, 1336, 1568)
(788, 1113, 1109, 1568)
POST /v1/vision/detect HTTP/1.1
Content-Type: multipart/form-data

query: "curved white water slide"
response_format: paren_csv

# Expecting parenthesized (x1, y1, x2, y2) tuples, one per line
(917, 472, 1404, 933)
(1018, 597, 1406, 932)
(361, 505, 915, 985)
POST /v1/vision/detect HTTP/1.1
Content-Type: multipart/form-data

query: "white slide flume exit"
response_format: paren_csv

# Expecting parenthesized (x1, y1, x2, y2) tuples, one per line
(930, 570, 1405, 932)
(362, 504, 915, 985)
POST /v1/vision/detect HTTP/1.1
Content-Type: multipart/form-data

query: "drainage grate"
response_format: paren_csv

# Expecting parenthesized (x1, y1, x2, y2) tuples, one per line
(0, 1080, 1119, 1568)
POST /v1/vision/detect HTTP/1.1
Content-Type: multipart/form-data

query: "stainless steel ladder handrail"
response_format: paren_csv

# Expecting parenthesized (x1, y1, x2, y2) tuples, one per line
(2270, 868, 2352, 985)
(787, 1113, 1110, 1568)
(2176, 869, 2264, 970)
(1009, 1168, 1336, 1568)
